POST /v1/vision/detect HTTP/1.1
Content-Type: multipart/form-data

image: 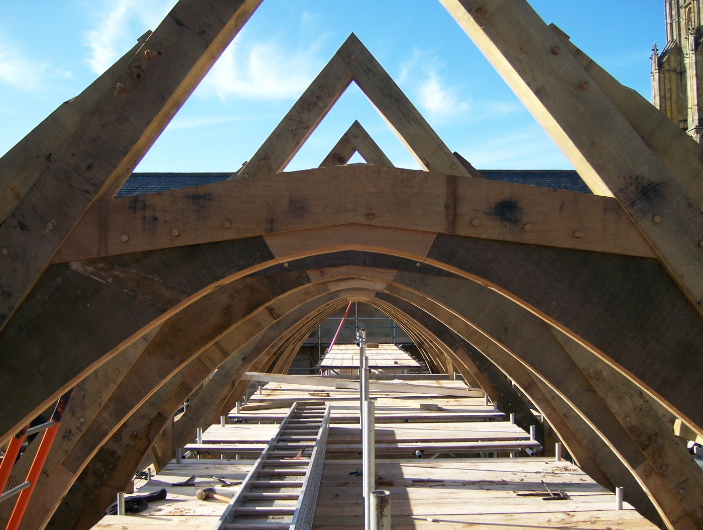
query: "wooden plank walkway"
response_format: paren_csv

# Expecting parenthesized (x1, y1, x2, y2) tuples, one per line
(313, 459, 657, 529)
(93, 379, 659, 529)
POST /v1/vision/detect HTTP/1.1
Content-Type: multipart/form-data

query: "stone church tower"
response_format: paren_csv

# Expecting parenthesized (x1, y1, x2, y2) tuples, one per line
(652, 0, 703, 142)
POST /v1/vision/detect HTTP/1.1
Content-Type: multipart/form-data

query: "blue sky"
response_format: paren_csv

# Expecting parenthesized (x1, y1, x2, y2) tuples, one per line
(0, 0, 664, 172)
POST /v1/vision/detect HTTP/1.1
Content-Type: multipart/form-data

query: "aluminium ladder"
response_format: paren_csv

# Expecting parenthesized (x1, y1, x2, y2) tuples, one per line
(215, 402, 331, 530)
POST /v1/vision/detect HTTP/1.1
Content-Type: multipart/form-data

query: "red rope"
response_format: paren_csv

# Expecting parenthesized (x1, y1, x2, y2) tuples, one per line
(327, 301, 353, 354)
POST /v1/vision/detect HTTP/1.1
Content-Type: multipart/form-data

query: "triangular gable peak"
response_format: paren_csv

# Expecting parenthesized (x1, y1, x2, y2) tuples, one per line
(319, 120, 393, 168)
(233, 33, 483, 180)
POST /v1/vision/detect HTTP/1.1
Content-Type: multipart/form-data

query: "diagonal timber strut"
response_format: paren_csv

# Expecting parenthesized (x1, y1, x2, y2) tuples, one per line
(233, 33, 478, 180)
(0, 0, 263, 331)
(320, 120, 393, 168)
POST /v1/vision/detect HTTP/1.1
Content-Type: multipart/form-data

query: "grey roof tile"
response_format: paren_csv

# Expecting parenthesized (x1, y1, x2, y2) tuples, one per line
(116, 168, 591, 197)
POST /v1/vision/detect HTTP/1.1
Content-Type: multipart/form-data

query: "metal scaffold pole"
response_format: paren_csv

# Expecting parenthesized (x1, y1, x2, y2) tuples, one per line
(359, 327, 367, 446)
(364, 399, 376, 529)
(358, 326, 377, 530)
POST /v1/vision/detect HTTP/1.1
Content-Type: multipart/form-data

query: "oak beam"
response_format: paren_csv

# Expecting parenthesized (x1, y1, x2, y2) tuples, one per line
(441, 0, 703, 317)
(0, 0, 262, 330)
(0, 32, 150, 226)
(390, 273, 703, 529)
(550, 24, 703, 216)
(55, 166, 655, 263)
(46, 360, 195, 530)
(0, 236, 275, 442)
(0, 328, 158, 526)
(373, 289, 658, 523)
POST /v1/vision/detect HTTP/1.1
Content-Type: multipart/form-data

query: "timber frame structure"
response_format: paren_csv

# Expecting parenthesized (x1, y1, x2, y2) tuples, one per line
(1, 1, 703, 529)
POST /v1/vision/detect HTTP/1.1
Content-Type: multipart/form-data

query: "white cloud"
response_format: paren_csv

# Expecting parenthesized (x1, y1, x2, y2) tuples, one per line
(85, 0, 175, 74)
(199, 34, 327, 101)
(397, 48, 423, 85)
(0, 38, 47, 89)
(418, 69, 470, 118)
(397, 48, 521, 123)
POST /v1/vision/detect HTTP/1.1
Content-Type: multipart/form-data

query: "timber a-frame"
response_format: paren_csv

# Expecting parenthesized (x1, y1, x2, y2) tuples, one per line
(1, 1, 703, 529)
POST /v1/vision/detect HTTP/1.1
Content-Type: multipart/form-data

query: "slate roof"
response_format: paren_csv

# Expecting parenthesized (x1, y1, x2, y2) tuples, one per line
(480, 169, 591, 194)
(116, 168, 591, 197)
(115, 172, 233, 197)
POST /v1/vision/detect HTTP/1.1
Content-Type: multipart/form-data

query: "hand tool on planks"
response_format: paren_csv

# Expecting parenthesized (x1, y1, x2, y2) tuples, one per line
(516, 480, 569, 500)
(212, 476, 237, 486)
(197, 488, 231, 503)
(541, 480, 569, 500)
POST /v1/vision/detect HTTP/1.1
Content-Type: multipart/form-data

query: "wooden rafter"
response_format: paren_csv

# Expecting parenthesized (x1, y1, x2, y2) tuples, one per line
(0, 0, 263, 331)
(1, 4, 703, 529)
(46, 267, 688, 528)
(320, 120, 393, 167)
(550, 24, 703, 214)
(233, 33, 473, 180)
(441, 0, 703, 319)
(0, 31, 151, 227)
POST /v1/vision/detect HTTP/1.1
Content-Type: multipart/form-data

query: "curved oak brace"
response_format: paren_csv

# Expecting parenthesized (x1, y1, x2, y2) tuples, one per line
(178, 302, 347, 446)
(425, 234, 703, 434)
(274, 308, 340, 375)
(28, 263, 682, 528)
(366, 298, 542, 442)
(5, 231, 699, 456)
(5, 213, 679, 445)
(62, 299, 346, 530)
(371, 289, 659, 520)
(372, 286, 660, 522)
(229, 279, 647, 522)
(2, 240, 700, 524)
(382, 306, 449, 374)
(28, 280, 343, 529)
(0, 327, 160, 526)
(45, 359, 196, 530)
(388, 273, 703, 530)
(36, 283, 379, 528)
(367, 301, 484, 387)
(0, 236, 277, 442)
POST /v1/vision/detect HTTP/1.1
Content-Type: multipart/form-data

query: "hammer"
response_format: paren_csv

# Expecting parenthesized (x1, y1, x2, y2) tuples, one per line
(196, 487, 230, 503)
